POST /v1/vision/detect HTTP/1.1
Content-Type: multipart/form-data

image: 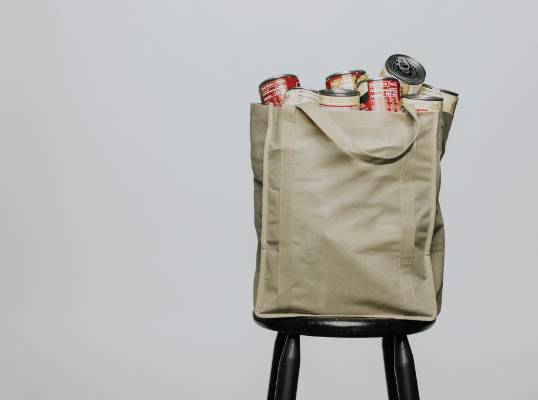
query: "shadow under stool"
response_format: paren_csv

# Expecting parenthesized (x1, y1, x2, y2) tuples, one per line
(255, 314, 434, 400)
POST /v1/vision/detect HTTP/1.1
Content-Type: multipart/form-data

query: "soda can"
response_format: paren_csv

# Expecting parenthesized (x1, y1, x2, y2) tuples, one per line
(402, 94, 443, 112)
(420, 84, 459, 115)
(380, 54, 426, 96)
(259, 74, 300, 106)
(282, 87, 319, 106)
(357, 77, 400, 112)
(325, 70, 368, 90)
(319, 89, 360, 110)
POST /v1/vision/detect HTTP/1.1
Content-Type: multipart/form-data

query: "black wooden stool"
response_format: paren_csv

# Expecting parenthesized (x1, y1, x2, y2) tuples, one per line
(255, 314, 434, 400)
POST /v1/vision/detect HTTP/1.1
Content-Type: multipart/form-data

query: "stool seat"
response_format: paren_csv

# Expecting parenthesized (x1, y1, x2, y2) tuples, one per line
(254, 314, 435, 338)
(256, 314, 434, 400)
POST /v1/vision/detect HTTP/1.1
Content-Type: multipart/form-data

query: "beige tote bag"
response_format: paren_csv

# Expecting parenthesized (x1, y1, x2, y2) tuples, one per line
(250, 102, 453, 321)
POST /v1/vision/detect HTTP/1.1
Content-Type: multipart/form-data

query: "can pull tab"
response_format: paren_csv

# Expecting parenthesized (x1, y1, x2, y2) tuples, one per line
(395, 57, 411, 75)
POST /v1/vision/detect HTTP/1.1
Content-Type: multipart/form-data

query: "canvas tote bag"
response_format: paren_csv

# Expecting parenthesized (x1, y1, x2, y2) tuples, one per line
(250, 102, 452, 321)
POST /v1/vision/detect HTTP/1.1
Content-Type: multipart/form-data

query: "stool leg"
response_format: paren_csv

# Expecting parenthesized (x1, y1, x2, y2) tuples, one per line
(267, 333, 287, 400)
(394, 335, 420, 400)
(382, 336, 399, 400)
(274, 334, 300, 400)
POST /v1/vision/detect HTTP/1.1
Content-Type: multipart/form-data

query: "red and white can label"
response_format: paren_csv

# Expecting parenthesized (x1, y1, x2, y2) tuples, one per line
(282, 88, 319, 106)
(319, 94, 359, 110)
(358, 79, 400, 112)
(326, 71, 367, 91)
(259, 75, 300, 106)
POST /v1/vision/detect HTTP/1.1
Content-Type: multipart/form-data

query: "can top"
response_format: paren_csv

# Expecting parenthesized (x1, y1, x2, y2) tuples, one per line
(286, 87, 318, 93)
(403, 94, 444, 101)
(259, 74, 299, 88)
(422, 84, 459, 97)
(365, 76, 400, 83)
(325, 70, 367, 80)
(319, 88, 359, 97)
(384, 54, 426, 85)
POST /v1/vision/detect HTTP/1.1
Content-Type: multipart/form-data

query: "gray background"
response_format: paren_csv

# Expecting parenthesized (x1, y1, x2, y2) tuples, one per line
(1, 0, 537, 399)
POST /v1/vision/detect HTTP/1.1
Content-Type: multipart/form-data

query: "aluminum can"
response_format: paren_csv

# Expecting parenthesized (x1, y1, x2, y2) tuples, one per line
(380, 54, 426, 96)
(402, 94, 443, 112)
(325, 70, 368, 90)
(357, 78, 400, 112)
(259, 74, 300, 106)
(282, 87, 319, 106)
(318, 89, 360, 110)
(420, 84, 459, 115)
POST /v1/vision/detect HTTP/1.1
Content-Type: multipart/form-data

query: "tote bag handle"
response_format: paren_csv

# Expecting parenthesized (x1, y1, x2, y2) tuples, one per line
(297, 103, 420, 165)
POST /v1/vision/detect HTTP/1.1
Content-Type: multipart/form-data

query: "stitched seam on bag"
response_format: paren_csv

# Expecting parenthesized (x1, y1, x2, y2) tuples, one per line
(255, 106, 273, 313)
(277, 107, 295, 313)
(398, 160, 406, 310)
(424, 114, 442, 256)
(428, 115, 440, 252)
(409, 143, 418, 312)
(276, 110, 282, 310)
(399, 135, 417, 314)
(289, 108, 296, 313)
(276, 108, 287, 312)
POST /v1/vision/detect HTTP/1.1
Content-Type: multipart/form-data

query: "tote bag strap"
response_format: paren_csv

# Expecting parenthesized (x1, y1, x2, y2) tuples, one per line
(297, 102, 420, 165)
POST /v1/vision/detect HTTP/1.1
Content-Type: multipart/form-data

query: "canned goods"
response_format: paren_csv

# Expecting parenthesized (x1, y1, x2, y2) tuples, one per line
(402, 94, 443, 112)
(357, 78, 400, 112)
(325, 70, 368, 90)
(380, 54, 426, 96)
(282, 87, 319, 106)
(259, 74, 300, 106)
(420, 84, 459, 115)
(318, 89, 360, 110)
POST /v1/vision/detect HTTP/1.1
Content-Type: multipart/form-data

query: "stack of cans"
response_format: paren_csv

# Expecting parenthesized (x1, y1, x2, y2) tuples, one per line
(257, 54, 458, 116)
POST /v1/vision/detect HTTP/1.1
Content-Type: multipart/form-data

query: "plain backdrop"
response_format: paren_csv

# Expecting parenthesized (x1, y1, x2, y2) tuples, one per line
(1, 0, 537, 399)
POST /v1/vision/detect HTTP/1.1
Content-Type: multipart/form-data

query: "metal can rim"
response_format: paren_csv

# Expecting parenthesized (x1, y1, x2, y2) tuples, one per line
(285, 87, 318, 93)
(384, 54, 426, 85)
(365, 77, 400, 83)
(319, 88, 359, 97)
(422, 84, 459, 97)
(259, 74, 299, 88)
(403, 94, 444, 101)
(325, 70, 367, 81)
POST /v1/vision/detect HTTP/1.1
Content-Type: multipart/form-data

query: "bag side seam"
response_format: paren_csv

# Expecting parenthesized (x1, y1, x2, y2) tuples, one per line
(255, 105, 274, 313)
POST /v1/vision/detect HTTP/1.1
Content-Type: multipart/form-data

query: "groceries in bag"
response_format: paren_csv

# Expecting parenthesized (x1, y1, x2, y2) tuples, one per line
(259, 74, 300, 106)
(256, 54, 458, 116)
(358, 77, 400, 112)
(325, 70, 368, 90)
(379, 54, 426, 96)
(319, 89, 360, 110)
(282, 87, 319, 106)
(420, 84, 459, 115)
(402, 94, 444, 112)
